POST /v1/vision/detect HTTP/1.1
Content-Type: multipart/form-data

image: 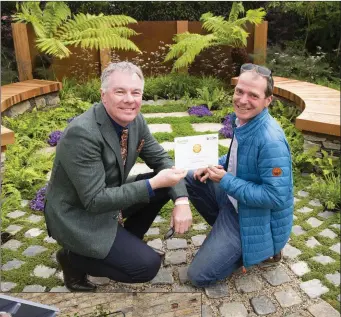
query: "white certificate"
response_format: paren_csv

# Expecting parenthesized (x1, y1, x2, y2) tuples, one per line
(174, 134, 218, 169)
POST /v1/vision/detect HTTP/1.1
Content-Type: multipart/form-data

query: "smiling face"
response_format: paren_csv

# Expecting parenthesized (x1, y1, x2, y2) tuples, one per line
(233, 72, 272, 125)
(100, 71, 143, 127)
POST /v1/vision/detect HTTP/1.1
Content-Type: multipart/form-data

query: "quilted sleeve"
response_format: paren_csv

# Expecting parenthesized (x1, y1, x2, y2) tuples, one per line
(219, 140, 292, 209)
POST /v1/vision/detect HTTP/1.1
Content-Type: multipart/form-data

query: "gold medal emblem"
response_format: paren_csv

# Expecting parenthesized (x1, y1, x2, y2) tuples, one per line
(193, 144, 202, 153)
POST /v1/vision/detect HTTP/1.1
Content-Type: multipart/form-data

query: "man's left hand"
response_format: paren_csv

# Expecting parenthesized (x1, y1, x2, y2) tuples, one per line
(170, 203, 192, 234)
(207, 165, 226, 182)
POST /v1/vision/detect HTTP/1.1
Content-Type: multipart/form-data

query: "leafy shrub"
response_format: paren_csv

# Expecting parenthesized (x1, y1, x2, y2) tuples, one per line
(196, 86, 227, 110)
(309, 174, 341, 209)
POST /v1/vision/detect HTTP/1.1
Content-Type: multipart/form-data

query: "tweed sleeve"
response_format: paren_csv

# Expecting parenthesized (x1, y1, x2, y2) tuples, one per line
(219, 140, 293, 209)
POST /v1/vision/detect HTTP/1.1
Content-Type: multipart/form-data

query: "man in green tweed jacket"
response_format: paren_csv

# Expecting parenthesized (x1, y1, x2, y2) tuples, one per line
(44, 62, 192, 292)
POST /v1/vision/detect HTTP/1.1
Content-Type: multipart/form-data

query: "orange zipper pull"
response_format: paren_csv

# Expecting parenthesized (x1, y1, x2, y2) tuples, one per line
(242, 266, 247, 274)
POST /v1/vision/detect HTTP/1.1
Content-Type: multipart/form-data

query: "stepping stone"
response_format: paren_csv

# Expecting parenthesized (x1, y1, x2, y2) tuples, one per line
(143, 112, 189, 118)
(0, 282, 17, 292)
(51, 251, 57, 263)
(218, 139, 232, 148)
(148, 124, 172, 133)
(151, 268, 174, 284)
(164, 250, 187, 265)
(147, 238, 163, 250)
(309, 199, 322, 207)
(191, 235, 206, 247)
(250, 295, 276, 315)
(55, 271, 64, 281)
(37, 146, 56, 155)
(191, 123, 222, 132)
(319, 228, 337, 239)
(294, 197, 301, 204)
(177, 266, 189, 284)
(318, 210, 335, 219)
(145, 228, 160, 236)
(21, 200, 29, 207)
(292, 225, 306, 236)
(290, 261, 310, 277)
(204, 283, 228, 298)
(193, 223, 208, 231)
(5, 225, 23, 235)
(24, 228, 44, 238)
(284, 312, 310, 317)
(235, 275, 263, 293)
(308, 300, 340, 317)
(202, 305, 214, 317)
(306, 237, 321, 248)
(44, 236, 57, 244)
(50, 286, 70, 292)
(330, 224, 341, 230)
(311, 255, 335, 265)
(143, 287, 167, 292)
(32, 265, 56, 278)
(329, 242, 340, 254)
(46, 171, 52, 180)
(88, 276, 110, 285)
(2, 259, 25, 271)
(172, 285, 197, 292)
(129, 163, 153, 176)
(293, 215, 297, 221)
(153, 216, 165, 223)
(23, 285, 46, 292)
(219, 302, 248, 317)
(297, 190, 309, 197)
(27, 214, 43, 223)
(300, 279, 329, 298)
(22, 245, 48, 257)
(166, 238, 187, 250)
(325, 272, 340, 286)
(160, 141, 175, 151)
(306, 217, 322, 228)
(283, 244, 302, 259)
(274, 287, 302, 308)
(262, 267, 291, 286)
(296, 206, 313, 214)
(1, 239, 22, 251)
(7, 210, 26, 219)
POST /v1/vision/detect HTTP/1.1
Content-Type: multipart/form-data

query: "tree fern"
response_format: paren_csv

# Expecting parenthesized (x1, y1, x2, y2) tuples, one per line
(12, 1, 140, 59)
(164, 2, 266, 71)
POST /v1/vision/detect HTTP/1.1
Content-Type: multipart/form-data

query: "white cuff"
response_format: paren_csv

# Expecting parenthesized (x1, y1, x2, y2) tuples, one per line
(174, 200, 190, 206)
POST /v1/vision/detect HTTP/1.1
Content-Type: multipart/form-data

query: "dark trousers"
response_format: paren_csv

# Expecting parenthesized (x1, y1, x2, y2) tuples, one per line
(67, 172, 170, 283)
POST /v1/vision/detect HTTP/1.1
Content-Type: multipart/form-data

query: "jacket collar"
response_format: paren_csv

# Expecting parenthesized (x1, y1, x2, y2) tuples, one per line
(233, 108, 270, 143)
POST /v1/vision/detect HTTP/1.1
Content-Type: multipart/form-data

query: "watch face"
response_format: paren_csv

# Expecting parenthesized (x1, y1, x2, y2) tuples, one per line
(192, 144, 202, 153)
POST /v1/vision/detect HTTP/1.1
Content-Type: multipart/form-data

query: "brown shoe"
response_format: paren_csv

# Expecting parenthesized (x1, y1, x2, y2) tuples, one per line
(263, 250, 283, 263)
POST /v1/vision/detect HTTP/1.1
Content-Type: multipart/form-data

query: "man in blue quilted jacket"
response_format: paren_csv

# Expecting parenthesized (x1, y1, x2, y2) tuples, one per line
(185, 64, 293, 287)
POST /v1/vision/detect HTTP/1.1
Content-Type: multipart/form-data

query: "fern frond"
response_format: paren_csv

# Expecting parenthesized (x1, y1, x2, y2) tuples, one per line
(42, 2, 70, 37)
(36, 38, 71, 58)
(245, 8, 266, 24)
(164, 33, 217, 70)
(229, 2, 244, 22)
(201, 13, 229, 35)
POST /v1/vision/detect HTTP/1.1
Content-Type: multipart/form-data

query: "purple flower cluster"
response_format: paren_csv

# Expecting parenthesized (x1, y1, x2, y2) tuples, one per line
(29, 185, 47, 211)
(188, 105, 212, 117)
(47, 130, 63, 146)
(219, 114, 234, 138)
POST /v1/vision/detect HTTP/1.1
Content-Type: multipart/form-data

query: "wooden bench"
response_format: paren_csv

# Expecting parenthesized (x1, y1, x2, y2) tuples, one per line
(231, 76, 340, 137)
(1, 79, 63, 152)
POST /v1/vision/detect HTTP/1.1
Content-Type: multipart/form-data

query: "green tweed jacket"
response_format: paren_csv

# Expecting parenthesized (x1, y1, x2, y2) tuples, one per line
(44, 102, 188, 259)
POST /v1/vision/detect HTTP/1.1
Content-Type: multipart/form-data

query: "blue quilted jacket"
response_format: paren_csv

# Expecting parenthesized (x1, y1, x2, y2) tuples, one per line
(218, 108, 293, 267)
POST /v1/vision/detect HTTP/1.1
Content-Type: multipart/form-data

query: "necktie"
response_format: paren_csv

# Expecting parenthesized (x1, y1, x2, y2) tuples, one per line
(118, 128, 128, 226)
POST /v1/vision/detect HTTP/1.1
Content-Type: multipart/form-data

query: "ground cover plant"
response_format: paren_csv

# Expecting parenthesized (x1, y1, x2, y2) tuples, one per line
(1, 75, 340, 311)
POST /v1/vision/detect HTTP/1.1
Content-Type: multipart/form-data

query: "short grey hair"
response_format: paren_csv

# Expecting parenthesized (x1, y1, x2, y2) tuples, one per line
(101, 61, 144, 92)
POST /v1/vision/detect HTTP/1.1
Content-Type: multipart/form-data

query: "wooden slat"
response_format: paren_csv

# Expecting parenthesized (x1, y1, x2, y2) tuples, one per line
(231, 76, 340, 137)
(1, 125, 15, 148)
(1, 79, 62, 112)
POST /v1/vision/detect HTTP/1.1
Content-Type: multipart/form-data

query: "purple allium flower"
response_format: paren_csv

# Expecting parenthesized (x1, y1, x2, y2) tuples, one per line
(29, 185, 47, 211)
(219, 114, 234, 138)
(47, 130, 63, 146)
(188, 105, 212, 117)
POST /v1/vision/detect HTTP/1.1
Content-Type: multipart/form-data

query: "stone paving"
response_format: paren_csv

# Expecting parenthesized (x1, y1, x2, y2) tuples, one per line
(1, 108, 340, 317)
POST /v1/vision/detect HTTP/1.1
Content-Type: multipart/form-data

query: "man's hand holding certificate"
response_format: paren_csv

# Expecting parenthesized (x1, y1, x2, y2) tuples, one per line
(174, 134, 218, 170)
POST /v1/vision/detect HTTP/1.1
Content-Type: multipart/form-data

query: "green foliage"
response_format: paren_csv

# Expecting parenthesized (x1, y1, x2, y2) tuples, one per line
(196, 86, 228, 110)
(13, 1, 140, 59)
(309, 174, 341, 210)
(165, 3, 266, 71)
(267, 44, 340, 89)
(143, 74, 224, 100)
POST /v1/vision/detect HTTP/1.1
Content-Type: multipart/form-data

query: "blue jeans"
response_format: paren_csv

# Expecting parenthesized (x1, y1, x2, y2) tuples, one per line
(185, 170, 242, 287)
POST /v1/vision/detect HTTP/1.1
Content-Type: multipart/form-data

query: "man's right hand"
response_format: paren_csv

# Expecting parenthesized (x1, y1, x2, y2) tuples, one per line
(193, 167, 209, 183)
(149, 168, 187, 189)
